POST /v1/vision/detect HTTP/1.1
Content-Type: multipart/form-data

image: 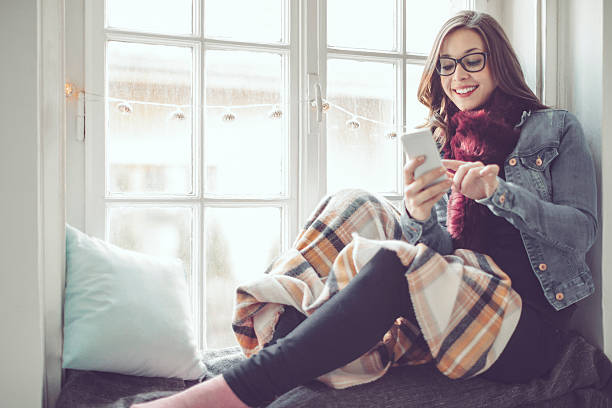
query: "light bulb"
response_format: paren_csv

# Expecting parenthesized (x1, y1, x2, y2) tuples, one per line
(116, 101, 133, 115)
(268, 106, 283, 119)
(169, 107, 186, 121)
(385, 131, 398, 140)
(222, 111, 236, 122)
(345, 117, 360, 129)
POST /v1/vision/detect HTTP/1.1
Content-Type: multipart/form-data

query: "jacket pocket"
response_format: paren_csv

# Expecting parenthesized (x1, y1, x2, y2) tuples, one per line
(519, 146, 559, 171)
(518, 146, 558, 200)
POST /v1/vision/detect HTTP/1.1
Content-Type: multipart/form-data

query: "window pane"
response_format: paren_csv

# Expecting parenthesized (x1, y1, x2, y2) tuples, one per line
(205, 0, 285, 43)
(106, 0, 193, 35)
(108, 205, 194, 286)
(204, 207, 281, 348)
(406, 1, 455, 54)
(205, 50, 286, 197)
(406, 63, 428, 128)
(326, 59, 397, 194)
(107, 41, 194, 196)
(327, 0, 396, 51)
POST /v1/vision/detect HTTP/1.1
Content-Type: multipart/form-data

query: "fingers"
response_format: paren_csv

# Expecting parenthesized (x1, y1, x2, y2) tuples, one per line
(403, 155, 425, 184)
(405, 166, 448, 195)
(461, 165, 486, 190)
(479, 164, 499, 179)
(480, 164, 500, 197)
(449, 162, 500, 199)
(404, 162, 451, 221)
(404, 177, 451, 221)
(451, 161, 482, 190)
(411, 178, 452, 206)
(441, 159, 467, 171)
(421, 190, 449, 208)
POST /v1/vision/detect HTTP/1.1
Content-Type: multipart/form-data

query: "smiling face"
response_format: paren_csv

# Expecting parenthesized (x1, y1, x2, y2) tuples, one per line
(439, 28, 496, 111)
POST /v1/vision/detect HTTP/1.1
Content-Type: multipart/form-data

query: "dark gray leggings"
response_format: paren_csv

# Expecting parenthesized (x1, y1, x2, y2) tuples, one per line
(222, 249, 562, 407)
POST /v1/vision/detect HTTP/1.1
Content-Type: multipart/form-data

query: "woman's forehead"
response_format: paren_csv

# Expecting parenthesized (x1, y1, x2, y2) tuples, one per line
(439, 28, 485, 57)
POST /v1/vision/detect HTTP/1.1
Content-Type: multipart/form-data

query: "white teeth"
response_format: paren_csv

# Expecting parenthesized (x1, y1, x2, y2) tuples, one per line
(456, 86, 477, 94)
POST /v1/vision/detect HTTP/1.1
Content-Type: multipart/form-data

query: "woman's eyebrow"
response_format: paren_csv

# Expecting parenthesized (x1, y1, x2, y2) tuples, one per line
(440, 47, 480, 58)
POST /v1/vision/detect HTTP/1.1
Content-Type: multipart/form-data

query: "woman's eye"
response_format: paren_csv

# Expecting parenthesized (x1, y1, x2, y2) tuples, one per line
(465, 57, 483, 66)
(441, 64, 454, 71)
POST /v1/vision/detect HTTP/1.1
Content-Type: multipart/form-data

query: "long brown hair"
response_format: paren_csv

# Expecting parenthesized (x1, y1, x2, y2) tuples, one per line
(417, 10, 547, 146)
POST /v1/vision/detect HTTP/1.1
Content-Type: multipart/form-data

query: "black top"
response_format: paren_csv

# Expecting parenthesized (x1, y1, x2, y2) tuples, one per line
(481, 171, 576, 329)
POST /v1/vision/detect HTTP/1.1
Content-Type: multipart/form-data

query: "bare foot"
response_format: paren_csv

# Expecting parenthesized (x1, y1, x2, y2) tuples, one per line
(131, 375, 249, 408)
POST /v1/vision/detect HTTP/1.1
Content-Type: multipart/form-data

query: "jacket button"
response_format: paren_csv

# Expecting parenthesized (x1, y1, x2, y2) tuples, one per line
(509, 158, 517, 166)
(538, 263, 547, 271)
(499, 194, 506, 204)
(535, 157, 543, 166)
(556, 292, 565, 301)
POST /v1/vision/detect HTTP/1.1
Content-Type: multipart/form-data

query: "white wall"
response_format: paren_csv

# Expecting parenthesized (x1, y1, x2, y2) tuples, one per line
(0, 1, 45, 407)
(65, 0, 86, 230)
(556, 0, 604, 349)
(500, 0, 538, 93)
(602, 0, 612, 358)
(474, 0, 538, 96)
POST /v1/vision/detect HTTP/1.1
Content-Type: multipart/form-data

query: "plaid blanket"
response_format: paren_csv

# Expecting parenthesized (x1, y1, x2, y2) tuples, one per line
(232, 189, 522, 389)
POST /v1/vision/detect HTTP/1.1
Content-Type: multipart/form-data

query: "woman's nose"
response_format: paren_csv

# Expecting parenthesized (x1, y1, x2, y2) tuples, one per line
(453, 63, 470, 80)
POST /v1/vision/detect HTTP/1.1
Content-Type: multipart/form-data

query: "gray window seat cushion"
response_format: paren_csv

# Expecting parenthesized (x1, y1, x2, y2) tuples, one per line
(56, 330, 612, 408)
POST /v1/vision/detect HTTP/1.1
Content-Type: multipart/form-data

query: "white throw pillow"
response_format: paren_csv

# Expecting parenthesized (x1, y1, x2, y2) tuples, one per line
(63, 225, 205, 379)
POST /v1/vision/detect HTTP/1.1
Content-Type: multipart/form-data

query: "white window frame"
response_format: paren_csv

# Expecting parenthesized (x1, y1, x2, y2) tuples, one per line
(80, 0, 546, 352)
(84, 0, 300, 350)
(302, 0, 473, 215)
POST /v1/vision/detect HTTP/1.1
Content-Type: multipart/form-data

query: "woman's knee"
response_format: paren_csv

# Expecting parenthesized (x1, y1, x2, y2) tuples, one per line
(357, 248, 407, 284)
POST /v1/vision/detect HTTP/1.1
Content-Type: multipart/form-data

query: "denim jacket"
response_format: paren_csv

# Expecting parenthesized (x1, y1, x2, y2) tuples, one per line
(400, 109, 598, 311)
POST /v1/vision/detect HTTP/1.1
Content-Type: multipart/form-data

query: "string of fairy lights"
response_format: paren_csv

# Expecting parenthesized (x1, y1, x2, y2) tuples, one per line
(65, 82, 415, 139)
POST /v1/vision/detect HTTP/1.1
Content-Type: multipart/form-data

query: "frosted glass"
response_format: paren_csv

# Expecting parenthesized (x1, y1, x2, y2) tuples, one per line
(326, 59, 398, 194)
(406, 1, 455, 55)
(107, 41, 194, 195)
(204, 206, 281, 348)
(205, 0, 285, 43)
(328, 0, 396, 51)
(108, 205, 194, 285)
(106, 0, 193, 35)
(405, 63, 429, 129)
(205, 50, 286, 197)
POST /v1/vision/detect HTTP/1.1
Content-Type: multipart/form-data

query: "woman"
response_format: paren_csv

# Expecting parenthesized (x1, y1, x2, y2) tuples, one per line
(134, 10, 597, 408)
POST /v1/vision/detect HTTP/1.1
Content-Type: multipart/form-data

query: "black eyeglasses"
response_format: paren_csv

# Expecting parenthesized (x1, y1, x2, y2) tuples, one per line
(436, 52, 488, 76)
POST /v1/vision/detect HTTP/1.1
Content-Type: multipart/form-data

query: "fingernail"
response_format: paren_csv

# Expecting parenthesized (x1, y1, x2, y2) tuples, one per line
(418, 155, 425, 162)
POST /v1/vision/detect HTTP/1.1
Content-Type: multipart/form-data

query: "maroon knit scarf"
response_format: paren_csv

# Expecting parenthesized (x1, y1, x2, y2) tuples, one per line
(443, 89, 530, 252)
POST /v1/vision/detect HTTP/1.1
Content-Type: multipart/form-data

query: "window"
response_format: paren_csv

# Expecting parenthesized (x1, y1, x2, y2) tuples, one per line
(84, 0, 470, 349)
(324, 0, 461, 201)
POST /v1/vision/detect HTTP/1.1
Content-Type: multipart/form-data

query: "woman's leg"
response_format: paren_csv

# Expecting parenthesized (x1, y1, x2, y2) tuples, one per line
(479, 302, 564, 383)
(224, 248, 416, 406)
(132, 248, 413, 408)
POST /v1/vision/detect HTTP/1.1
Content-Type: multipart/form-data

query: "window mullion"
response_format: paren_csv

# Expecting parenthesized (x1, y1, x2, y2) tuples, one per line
(199, 0, 206, 351)
(399, 0, 407, 198)
(298, 0, 326, 227)
(319, 0, 328, 210)
(287, 0, 300, 248)
(85, 0, 107, 240)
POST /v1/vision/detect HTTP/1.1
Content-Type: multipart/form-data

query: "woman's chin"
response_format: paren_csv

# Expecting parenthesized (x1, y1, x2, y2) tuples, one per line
(454, 99, 481, 111)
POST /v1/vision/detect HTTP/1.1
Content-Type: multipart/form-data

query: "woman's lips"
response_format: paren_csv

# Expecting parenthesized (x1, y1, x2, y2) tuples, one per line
(453, 85, 478, 97)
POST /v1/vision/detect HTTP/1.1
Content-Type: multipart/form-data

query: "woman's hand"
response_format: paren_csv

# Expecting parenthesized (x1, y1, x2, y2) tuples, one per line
(404, 156, 453, 221)
(441, 159, 500, 200)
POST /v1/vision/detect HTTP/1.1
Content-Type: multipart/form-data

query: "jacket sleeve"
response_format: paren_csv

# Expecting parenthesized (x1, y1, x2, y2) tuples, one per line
(400, 193, 454, 255)
(476, 112, 598, 253)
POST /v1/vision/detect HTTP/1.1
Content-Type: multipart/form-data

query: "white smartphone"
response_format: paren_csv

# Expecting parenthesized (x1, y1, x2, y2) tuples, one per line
(400, 128, 447, 189)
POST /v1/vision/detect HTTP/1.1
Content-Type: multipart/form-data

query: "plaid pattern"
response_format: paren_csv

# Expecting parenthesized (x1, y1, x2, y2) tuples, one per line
(232, 189, 522, 389)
